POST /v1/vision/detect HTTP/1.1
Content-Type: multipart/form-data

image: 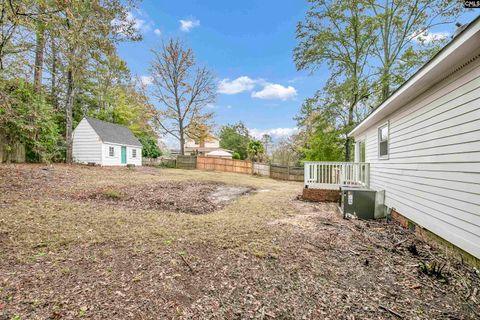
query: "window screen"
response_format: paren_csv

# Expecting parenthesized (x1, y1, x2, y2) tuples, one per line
(132, 149, 137, 158)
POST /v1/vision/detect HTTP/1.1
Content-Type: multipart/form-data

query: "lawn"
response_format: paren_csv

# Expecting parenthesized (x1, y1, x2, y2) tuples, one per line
(0, 164, 478, 319)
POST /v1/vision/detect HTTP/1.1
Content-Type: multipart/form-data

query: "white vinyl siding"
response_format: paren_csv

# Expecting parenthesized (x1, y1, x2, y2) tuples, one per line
(356, 58, 480, 259)
(101, 143, 142, 166)
(127, 147, 142, 166)
(72, 119, 102, 164)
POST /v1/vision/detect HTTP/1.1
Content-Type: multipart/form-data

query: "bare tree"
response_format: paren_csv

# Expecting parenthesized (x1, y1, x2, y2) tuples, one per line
(150, 39, 216, 155)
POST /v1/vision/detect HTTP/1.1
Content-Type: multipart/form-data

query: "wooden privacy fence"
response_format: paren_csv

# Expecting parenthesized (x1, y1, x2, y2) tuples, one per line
(143, 158, 176, 168)
(173, 155, 304, 181)
(0, 134, 25, 163)
(253, 162, 270, 177)
(197, 156, 252, 174)
(176, 155, 197, 169)
(270, 164, 304, 181)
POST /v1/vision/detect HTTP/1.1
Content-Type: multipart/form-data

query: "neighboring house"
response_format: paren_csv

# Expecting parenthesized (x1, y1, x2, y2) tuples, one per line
(184, 136, 232, 156)
(305, 17, 480, 259)
(205, 150, 233, 159)
(72, 117, 142, 166)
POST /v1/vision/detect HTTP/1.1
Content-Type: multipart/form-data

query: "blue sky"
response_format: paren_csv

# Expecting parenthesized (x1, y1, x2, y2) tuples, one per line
(117, 0, 324, 146)
(116, 1, 478, 147)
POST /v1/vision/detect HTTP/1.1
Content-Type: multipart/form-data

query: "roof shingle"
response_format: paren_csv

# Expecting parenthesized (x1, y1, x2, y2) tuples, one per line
(85, 117, 142, 147)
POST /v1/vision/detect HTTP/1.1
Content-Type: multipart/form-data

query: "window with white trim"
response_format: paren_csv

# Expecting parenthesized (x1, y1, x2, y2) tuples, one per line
(378, 123, 389, 158)
(109, 146, 114, 157)
(132, 149, 137, 158)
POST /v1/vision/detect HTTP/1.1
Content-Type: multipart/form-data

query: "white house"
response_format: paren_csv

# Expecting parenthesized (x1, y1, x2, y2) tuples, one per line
(205, 150, 233, 159)
(72, 117, 142, 166)
(304, 16, 480, 259)
(184, 136, 232, 156)
(351, 18, 480, 259)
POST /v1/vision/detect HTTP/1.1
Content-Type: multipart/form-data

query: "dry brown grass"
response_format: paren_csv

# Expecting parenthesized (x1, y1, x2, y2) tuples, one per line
(0, 164, 478, 319)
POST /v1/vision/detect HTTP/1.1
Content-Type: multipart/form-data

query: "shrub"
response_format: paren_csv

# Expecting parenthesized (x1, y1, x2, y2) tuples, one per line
(0, 79, 60, 163)
(139, 136, 162, 158)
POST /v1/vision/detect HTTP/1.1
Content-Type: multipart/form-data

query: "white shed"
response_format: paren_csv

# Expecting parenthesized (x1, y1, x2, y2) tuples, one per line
(349, 17, 480, 259)
(72, 117, 142, 166)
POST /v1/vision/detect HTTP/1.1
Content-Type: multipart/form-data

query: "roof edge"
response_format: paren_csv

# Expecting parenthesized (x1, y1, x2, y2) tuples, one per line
(349, 15, 480, 137)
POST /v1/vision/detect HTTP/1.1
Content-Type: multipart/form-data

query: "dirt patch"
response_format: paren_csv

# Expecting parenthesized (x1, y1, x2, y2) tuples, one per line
(208, 185, 252, 205)
(77, 181, 253, 214)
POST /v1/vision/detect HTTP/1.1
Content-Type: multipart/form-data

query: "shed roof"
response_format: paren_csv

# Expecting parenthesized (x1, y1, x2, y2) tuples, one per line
(84, 117, 142, 147)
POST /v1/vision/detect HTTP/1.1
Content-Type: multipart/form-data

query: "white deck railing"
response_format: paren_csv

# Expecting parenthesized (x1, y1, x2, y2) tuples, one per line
(304, 162, 370, 189)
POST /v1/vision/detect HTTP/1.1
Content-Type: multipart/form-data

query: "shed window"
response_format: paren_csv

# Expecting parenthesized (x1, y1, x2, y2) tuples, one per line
(132, 149, 137, 158)
(109, 146, 114, 157)
(378, 123, 389, 158)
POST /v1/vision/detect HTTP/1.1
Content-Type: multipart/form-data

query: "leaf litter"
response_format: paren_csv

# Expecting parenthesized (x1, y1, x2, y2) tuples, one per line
(0, 164, 478, 319)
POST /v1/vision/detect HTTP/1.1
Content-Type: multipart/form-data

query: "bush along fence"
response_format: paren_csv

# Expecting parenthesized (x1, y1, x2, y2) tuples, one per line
(142, 158, 176, 168)
(144, 156, 304, 182)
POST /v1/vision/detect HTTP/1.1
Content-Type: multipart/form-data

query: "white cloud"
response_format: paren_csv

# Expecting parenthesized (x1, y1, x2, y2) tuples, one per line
(140, 75, 153, 86)
(249, 127, 298, 140)
(413, 30, 449, 43)
(218, 76, 258, 94)
(179, 19, 200, 32)
(251, 84, 297, 101)
(154, 28, 161, 36)
(218, 76, 297, 100)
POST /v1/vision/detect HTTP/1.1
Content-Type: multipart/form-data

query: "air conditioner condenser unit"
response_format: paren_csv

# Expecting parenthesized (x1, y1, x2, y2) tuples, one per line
(340, 186, 385, 220)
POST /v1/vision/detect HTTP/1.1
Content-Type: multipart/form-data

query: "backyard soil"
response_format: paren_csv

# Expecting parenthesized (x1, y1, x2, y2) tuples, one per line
(77, 182, 253, 214)
(0, 164, 478, 319)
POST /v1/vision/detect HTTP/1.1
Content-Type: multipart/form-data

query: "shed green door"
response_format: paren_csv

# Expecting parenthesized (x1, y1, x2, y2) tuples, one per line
(121, 146, 127, 164)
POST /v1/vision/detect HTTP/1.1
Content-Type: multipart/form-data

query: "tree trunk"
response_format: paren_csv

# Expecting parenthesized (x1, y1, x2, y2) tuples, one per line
(65, 69, 74, 163)
(50, 36, 57, 107)
(179, 125, 185, 155)
(33, 20, 45, 93)
(345, 93, 357, 161)
(381, 66, 390, 101)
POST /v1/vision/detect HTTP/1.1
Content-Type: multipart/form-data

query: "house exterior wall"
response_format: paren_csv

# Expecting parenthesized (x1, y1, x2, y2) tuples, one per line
(353, 58, 480, 258)
(101, 143, 142, 166)
(185, 138, 220, 149)
(72, 119, 102, 164)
